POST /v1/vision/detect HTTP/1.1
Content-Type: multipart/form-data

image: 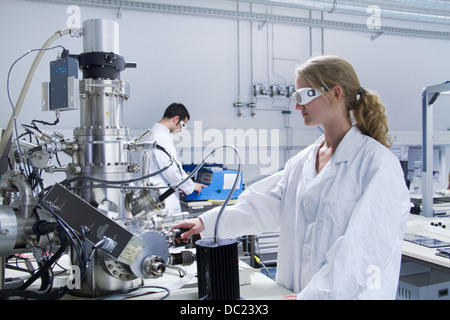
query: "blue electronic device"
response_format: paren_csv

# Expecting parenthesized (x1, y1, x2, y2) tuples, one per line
(181, 164, 243, 201)
(49, 56, 79, 111)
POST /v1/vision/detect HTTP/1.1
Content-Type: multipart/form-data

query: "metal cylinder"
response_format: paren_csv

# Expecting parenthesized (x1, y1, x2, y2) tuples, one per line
(79, 79, 129, 129)
(71, 77, 134, 218)
(67, 18, 147, 298)
(71, 250, 139, 298)
(0, 206, 18, 256)
(83, 19, 119, 54)
(67, 165, 137, 220)
(126, 188, 165, 218)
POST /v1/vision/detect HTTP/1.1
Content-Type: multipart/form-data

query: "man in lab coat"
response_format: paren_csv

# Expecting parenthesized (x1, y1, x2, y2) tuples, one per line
(148, 103, 205, 215)
(173, 56, 411, 299)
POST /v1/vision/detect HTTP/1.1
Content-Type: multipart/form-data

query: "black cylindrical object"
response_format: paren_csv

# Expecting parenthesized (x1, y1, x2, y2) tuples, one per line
(78, 52, 126, 80)
(195, 238, 240, 300)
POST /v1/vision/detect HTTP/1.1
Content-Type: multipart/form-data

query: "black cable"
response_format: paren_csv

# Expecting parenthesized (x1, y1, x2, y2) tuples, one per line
(36, 259, 53, 293)
(0, 285, 71, 300)
(0, 207, 105, 300)
(39, 201, 88, 281)
(31, 117, 60, 127)
(6, 45, 66, 180)
(97, 285, 171, 300)
(0, 224, 70, 300)
(17, 224, 68, 291)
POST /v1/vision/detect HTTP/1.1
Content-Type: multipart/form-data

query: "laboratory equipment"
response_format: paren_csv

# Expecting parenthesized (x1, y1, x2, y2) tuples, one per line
(192, 149, 242, 300)
(397, 269, 450, 300)
(422, 81, 450, 217)
(409, 160, 423, 195)
(0, 18, 244, 301)
(181, 164, 243, 201)
(0, 19, 194, 299)
(196, 238, 240, 300)
(253, 84, 270, 96)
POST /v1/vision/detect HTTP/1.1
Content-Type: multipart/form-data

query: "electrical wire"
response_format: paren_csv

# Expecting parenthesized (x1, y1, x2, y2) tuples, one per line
(16, 226, 67, 291)
(85, 237, 108, 269)
(68, 184, 170, 191)
(0, 222, 70, 300)
(39, 200, 88, 284)
(0, 28, 71, 159)
(6, 45, 66, 182)
(158, 144, 241, 243)
(121, 286, 171, 300)
(96, 284, 171, 300)
(0, 200, 117, 300)
(254, 255, 274, 280)
(211, 146, 241, 243)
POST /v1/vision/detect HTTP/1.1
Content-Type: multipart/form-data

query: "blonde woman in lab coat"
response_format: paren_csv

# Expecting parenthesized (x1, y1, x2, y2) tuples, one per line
(174, 56, 410, 300)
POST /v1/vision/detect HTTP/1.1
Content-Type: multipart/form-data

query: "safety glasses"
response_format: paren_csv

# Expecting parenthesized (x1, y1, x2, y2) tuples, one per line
(292, 87, 324, 105)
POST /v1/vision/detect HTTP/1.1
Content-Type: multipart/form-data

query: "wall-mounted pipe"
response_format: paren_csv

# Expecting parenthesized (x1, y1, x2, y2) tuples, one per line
(240, 0, 450, 25)
(25, 0, 450, 39)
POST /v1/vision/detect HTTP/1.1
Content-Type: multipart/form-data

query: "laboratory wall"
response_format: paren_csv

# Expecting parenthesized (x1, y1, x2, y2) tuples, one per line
(1, 0, 450, 186)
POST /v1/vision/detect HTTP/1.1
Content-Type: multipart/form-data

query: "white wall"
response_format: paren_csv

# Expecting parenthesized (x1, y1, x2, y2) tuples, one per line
(1, 0, 450, 185)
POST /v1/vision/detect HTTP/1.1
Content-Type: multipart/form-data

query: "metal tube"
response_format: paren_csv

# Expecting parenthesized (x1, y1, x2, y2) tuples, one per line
(240, 0, 450, 24)
(83, 19, 120, 53)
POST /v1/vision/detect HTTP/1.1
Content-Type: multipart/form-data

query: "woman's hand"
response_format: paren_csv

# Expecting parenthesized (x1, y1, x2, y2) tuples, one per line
(172, 218, 205, 241)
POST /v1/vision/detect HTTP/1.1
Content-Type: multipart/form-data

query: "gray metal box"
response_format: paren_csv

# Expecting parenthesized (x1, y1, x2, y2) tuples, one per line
(49, 57, 79, 111)
(397, 269, 450, 300)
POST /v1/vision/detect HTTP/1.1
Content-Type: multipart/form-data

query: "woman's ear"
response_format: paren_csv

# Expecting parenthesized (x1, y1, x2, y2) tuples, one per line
(331, 85, 345, 101)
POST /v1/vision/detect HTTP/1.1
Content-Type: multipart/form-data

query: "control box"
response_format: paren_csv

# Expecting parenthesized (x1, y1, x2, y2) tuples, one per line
(43, 183, 144, 265)
(42, 56, 79, 111)
(181, 164, 243, 201)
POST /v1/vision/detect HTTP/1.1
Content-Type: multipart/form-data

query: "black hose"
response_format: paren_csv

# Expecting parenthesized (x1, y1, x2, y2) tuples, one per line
(0, 224, 71, 300)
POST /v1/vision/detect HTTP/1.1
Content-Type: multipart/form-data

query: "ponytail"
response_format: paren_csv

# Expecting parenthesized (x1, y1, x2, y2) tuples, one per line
(352, 88, 391, 148)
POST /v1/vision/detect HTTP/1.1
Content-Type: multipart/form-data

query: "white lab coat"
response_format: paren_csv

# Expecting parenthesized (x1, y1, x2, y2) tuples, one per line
(147, 123, 195, 214)
(200, 126, 410, 299)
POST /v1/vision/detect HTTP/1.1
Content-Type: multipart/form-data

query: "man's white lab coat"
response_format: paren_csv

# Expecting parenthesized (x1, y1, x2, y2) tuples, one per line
(147, 123, 195, 214)
(200, 126, 410, 299)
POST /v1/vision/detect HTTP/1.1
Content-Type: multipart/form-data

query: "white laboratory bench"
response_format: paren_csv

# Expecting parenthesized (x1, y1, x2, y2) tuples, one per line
(6, 214, 450, 302)
(118, 255, 293, 301)
(180, 199, 237, 215)
(402, 214, 450, 273)
(399, 215, 450, 300)
(3, 247, 292, 301)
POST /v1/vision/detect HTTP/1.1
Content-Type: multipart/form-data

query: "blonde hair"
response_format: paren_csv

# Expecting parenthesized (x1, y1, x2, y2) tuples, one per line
(295, 55, 391, 148)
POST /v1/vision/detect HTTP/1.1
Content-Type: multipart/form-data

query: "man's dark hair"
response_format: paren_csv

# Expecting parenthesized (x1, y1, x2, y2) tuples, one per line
(163, 103, 190, 121)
